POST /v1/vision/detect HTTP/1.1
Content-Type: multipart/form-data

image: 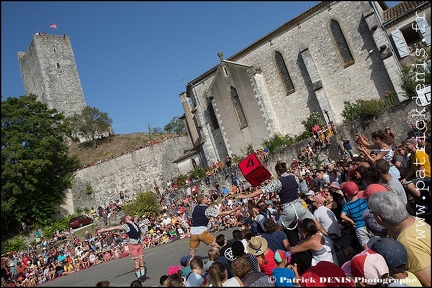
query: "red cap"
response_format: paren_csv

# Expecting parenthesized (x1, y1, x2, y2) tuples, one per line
(340, 181, 359, 196)
(358, 184, 388, 199)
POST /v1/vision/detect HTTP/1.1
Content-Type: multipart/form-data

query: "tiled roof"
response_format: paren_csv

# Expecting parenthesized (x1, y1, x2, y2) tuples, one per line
(383, 1, 429, 23)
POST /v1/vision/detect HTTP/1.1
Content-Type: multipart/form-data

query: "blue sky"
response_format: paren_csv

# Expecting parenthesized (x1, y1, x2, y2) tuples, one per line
(1, 1, 400, 135)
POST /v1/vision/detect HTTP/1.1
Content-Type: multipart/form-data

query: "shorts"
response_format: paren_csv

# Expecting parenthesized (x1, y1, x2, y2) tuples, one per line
(355, 226, 371, 248)
(128, 243, 143, 260)
(189, 230, 215, 249)
(278, 199, 315, 229)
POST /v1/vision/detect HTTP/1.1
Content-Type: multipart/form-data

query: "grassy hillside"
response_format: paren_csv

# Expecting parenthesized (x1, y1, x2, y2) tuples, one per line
(68, 133, 172, 167)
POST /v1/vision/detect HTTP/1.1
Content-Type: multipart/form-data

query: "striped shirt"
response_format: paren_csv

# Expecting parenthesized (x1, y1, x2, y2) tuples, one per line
(341, 198, 368, 229)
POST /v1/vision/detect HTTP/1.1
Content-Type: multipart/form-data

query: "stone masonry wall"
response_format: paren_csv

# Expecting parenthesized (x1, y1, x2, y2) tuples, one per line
(58, 136, 191, 216)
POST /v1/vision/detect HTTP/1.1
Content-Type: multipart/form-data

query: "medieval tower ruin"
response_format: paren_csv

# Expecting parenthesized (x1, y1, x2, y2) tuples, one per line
(18, 34, 86, 117)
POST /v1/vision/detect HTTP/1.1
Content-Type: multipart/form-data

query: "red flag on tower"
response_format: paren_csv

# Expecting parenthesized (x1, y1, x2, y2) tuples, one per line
(49, 24, 57, 29)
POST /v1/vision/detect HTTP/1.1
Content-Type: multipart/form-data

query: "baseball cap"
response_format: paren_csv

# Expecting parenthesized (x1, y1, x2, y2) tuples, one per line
(347, 249, 389, 285)
(180, 254, 193, 266)
(305, 190, 315, 196)
(330, 182, 340, 189)
(274, 249, 291, 264)
(358, 184, 388, 199)
(167, 265, 182, 275)
(301, 261, 355, 287)
(370, 238, 407, 272)
(340, 181, 359, 196)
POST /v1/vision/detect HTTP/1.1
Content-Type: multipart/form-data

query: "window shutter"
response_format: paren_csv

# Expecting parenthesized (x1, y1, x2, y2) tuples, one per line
(416, 18, 431, 46)
(391, 30, 409, 58)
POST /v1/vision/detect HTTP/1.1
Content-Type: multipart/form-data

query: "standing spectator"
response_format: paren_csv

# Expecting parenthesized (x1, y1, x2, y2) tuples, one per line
(340, 181, 370, 250)
(368, 191, 430, 287)
(400, 138, 431, 206)
(97, 215, 147, 282)
(311, 195, 341, 242)
(342, 138, 354, 158)
(188, 194, 239, 257)
(355, 130, 400, 180)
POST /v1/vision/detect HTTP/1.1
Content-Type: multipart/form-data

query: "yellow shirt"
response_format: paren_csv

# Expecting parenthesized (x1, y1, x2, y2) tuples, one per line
(390, 217, 431, 273)
(411, 149, 431, 178)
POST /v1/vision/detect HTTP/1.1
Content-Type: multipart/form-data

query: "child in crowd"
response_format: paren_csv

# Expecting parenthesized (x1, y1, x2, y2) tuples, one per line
(185, 258, 205, 287)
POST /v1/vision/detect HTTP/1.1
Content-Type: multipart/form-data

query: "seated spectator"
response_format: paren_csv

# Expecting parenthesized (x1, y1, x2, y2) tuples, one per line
(272, 250, 299, 287)
(231, 257, 274, 287)
(369, 238, 422, 287)
(288, 218, 339, 267)
(247, 236, 277, 277)
(342, 249, 389, 287)
(261, 218, 290, 252)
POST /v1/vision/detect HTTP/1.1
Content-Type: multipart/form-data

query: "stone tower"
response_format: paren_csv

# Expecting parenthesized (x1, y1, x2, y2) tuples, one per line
(18, 34, 86, 117)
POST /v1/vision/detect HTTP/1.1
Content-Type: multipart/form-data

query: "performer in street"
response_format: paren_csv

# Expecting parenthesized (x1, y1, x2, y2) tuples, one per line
(189, 194, 240, 257)
(97, 215, 147, 281)
(237, 161, 328, 236)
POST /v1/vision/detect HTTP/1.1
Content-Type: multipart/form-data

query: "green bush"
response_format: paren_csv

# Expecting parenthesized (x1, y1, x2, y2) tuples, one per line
(400, 46, 431, 100)
(341, 98, 390, 126)
(301, 112, 326, 135)
(190, 167, 205, 181)
(262, 133, 289, 154)
(2, 236, 26, 254)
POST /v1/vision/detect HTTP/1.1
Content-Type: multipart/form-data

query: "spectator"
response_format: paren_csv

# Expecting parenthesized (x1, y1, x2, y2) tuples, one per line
(369, 238, 422, 287)
(368, 191, 430, 287)
(185, 258, 205, 287)
(247, 236, 277, 277)
(288, 218, 339, 267)
(208, 261, 242, 287)
(340, 181, 370, 250)
(272, 250, 299, 287)
(231, 240, 260, 272)
(311, 195, 341, 242)
(231, 257, 274, 287)
(261, 218, 290, 252)
(343, 249, 389, 287)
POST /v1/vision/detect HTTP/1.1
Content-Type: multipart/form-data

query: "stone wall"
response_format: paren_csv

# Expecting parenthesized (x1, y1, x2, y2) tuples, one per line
(58, 136, 191, 216)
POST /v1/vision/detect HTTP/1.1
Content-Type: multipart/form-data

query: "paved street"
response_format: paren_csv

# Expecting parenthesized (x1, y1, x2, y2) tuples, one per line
(39, 229, 235, 287)
(39, 226, 354, 287)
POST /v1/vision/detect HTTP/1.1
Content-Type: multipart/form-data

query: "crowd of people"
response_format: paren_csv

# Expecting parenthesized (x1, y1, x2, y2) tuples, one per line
(1, 125, 430, 287)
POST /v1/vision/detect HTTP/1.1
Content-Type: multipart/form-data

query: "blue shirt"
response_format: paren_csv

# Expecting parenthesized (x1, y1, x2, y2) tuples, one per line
(272, 267, 296, 287)
(342, 198, 368, 228)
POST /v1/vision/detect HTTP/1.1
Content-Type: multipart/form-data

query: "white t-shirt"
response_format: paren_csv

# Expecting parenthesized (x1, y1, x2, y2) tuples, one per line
(223, 277, 242, 286)
(313, 205, 341, 238)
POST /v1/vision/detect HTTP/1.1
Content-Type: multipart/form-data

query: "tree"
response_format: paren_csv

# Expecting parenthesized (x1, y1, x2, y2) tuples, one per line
(1, 94, 80, 235)
(67, 106, 113, 149)
(164, 116, 186, 135)
(121, 191, 159, 217)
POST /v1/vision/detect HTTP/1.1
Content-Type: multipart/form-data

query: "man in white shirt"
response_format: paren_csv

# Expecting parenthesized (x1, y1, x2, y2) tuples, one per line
(312, 195, 341, 241)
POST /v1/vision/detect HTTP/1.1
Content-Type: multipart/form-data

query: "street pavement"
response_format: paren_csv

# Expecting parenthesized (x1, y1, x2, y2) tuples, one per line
(39, 227, 355, 287)
(39, 229, 235, 287)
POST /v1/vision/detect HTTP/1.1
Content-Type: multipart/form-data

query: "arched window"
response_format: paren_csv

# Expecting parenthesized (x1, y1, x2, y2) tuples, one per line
(230, 86, 248, 129)
(275, 51, 295, 94)
(330, 19, 354, 67)
(207, 102, 219, 130)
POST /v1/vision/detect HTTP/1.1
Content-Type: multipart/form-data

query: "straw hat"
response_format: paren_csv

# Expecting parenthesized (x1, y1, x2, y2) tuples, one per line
(247, 236, 268, 256)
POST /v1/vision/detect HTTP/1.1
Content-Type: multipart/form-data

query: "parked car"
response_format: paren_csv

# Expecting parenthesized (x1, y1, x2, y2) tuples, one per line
(68, 215, 93, 229)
